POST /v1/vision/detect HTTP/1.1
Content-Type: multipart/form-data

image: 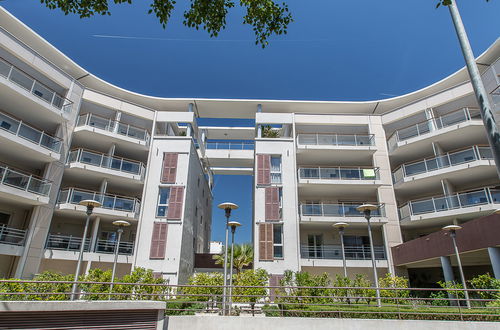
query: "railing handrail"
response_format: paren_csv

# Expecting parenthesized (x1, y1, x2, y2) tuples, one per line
(299, 166, 380, 170)
(205, 141, 255, 150)
(300, 202, 386, 217)
(46, 233, 134, 254)
(69, 148, 145, 168)
(298, 166, 380, 180)
(58, 187, 141, 204)
(0, 163, 52, 183)
(297, 133, 375, 146)
(77, 113, 151, 135)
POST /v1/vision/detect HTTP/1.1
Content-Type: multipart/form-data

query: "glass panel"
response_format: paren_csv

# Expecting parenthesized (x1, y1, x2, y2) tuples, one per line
(157, 206, 167, 217)
(323, 204, 342, 216)
(298, 134, 316, 145)
(337, 135, 356, 145)
(458, 190, 489, 206)
(339, 168, 359, 179)
(356, 135, 372, 145)
(273, 246, 283, 258)
(410, 199, 436, 214)
(273, 225, 282, 244)
(32, 81, 54, 103)
(318, 135, 336, 145)
(441, 110, 467, 127)
(478, 147, 493, 159)
(0, 113, 19, 133)
(321, 168, 340, 179)
(70, 190, 95, 204)
(0, 60, 10, 77)
(18, 124, 42, 144)
(3, 170, 29, 189)
(40, 134, 61, 152)
(80, 151, 102, 166)
(159, 188, 170, 204)
(9, 67, 34, 90)
(449, 148, 476, 165)
(88, 115, 112, 130)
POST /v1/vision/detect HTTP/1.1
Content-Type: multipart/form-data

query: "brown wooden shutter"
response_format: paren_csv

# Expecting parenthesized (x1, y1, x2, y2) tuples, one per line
(161, 153, 178, 183)
(259, 223, 274, 261)
(149, 222, 168, 259)
(265, 187, 281, 221)
(256, 154, 271, 185)
(166, 186, 184, 220)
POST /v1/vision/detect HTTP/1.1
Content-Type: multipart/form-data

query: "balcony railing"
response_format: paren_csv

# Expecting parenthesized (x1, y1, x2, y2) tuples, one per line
(387, 107, 481, 150)
(392, 146, 493, 183)
(0, 225, 26, 246)
(0, 57, 72, 112)
(77, 113, 150, 144)
(45, 234, 133, 255)
(0, 164, 52, 196)
(57, 188, 141, 216)
(300, 202, 385, 218)
(299, 167, 380, 181)
(68, 149, 145, 178)
(300, 244, 386, 260)
(0, 110, 62, 153)
(206, 141, 254, 150)
(398, 187, 500, 221)
(297, 133, 375, 146)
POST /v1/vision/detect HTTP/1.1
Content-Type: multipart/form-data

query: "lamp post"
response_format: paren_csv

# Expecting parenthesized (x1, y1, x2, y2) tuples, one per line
(217, 202, 239, 316)
(71, 199, 102, 300)
(228, 221, 242, 314)
(356, 204, 381, 307)
(109, 220, 130, 298)
(333, 222, 349, 278)
(442, 225, 471, 309)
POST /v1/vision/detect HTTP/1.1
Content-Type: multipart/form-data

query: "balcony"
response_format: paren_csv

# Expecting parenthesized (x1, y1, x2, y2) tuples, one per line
(299, 202, 386, 224)
(0, 164, 51, 204)
(203, 141, 254, 170)
(57, 188, 141, 219)
(300, 245, 386, 260)
(75, 113, 150, 149)
(398, 187, 500, 226)
(0, 225, 26, 246)
(0, 57, 72, 113)
(67, 149, 145, 183)
(206, 141, 254, 150)
(45, 233, 134, 255)
(298, 167, 381, 194)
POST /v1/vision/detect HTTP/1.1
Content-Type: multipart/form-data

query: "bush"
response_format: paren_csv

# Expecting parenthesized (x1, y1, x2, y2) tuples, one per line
(233, 269, 268, 315)
(469, 273, 500, 302)
(351, 274, 375, 304)
(116, 267, 170, 300)
(277, 270, 333, 305)
(165, 298, 204, 315)
(182, 272, 223, 304)
(379, 273, 410, 305)
(429, 290, 449, 306)
(0, 271, 73, 301)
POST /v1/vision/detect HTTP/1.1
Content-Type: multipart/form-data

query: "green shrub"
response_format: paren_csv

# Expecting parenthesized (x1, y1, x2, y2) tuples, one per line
(277, 270, 333, 305)
(0, 271, 72, 301)
(469, 273, 500, 302)
(165, 298, 204, 315)
(352, 274, 375, 304)
(182, 272, 223, 303)
(429, 290, 449, 306)
(232, 269, 268, 315)
(116, 267, 170, 301)
(378, 273, 410, 305)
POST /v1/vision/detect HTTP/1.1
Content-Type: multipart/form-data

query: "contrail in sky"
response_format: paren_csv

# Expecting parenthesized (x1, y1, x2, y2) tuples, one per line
(92, 34, 328, 43)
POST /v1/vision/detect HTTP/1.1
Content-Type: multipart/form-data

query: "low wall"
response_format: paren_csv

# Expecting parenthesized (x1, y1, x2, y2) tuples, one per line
(167, 315, 499, 330)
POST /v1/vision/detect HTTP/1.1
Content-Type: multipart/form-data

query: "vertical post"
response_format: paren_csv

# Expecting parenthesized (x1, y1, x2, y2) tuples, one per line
(448, 0, 500, 180)
(339, 228, 347, 278)
(187, 103, 194, 137)
(229, 227, 236, 314)
(257, 104, 262, 138)
(487, 247, 500, 279)
(71, 207, 93, 300)
(109, 227, 123, 299)
(222, 213, 230, 315)
(450, 231, 471, 308)
(365, 213, 381, 307)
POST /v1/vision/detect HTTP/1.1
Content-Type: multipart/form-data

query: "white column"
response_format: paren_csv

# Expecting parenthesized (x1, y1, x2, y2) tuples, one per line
(99, 179, 108, 195)
(113, 111, 122, 133)
(89, 217, 101, 253)
(488, 247, 500, 279)
(425, 108, 437, 131)
(440, 256, 455, 282)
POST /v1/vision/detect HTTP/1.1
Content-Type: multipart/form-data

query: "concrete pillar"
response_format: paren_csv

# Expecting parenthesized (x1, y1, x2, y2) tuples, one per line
(440, 256, 455, 282)
(89, 217, 101, 253)
(113, 111, 122, 133)
(488, 247, 500, 279)
(257, 104, 262, 138)
(425, 108, 437, 131)
(105, 144, 115, 168)
(187, 103, 194, 137)
(382, 224, 395, 274)
(441, 179, 455, 196)
(99, 179, 108, 195)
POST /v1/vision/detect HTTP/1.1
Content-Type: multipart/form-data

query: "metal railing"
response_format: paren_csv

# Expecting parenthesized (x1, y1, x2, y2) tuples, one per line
(0, 110, 62, 153)
(57, 188, 141, 216)
(77, 113, 150, 144)
(206, 142, 255, 150)
(0, 57, 72, 112)
(45, 234, 134, 255)
(387, 107, 481, 150)
(299, 167, 380, 181)
(297, 133, 375, 146)
(398, 187, 500, 221)
(300, 245, 386, 260)
(68, 149, 145, 178)
(392, 146, 493, 183)
(95, 239, 134, 255)
(0, 225, 26, 246)
(300, 202, 385, 217)
(0, 164, 52, 196)
(0, 280, 498, 321)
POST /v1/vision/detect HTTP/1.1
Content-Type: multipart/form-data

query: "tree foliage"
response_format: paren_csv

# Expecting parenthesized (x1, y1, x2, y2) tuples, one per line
(39, 0, 293, 48)
(213, 243, 253, 274)
(436, 0, 490, 8)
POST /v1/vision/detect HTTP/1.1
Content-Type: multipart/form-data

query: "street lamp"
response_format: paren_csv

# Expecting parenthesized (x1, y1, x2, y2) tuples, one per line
(356, 204, 381, 307)
(228, 221, 242, 314)
(71, 199, 102, 300)
(333, 222, 349, 278)
(442, 225, 471, 309)
(109, 220, 131, 298)
(217, 202, 239, 315)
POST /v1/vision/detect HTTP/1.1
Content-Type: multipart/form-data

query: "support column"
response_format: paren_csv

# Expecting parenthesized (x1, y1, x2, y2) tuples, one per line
(99, 179, 108, 195)
(441, 179, 455, 196)
(440, 256, 455, 282)
(187, 103, 194, 137)
(105, 144, 115, 168)
(113, 111, 122, 133)
(89, 217, 101, 253)
(425, 108, 437, 131)
(257, 104, 262, 138)
(488, 247, 500, 279)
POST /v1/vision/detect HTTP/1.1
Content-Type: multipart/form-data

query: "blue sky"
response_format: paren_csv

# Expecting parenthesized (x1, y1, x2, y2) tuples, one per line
(2, 0, 499, 244)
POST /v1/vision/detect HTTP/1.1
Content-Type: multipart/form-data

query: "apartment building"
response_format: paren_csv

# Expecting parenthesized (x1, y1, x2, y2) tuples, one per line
(0, 7, 499, 285)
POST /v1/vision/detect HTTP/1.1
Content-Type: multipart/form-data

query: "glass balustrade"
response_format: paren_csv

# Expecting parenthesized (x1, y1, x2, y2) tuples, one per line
(205, 142, 255, 150)
(58, 188, 141, 214)
(68, 149, 144, 176)
(299, 167, 379, 180)
(0, 164, 51, 196)
(300, 203, 385, 217)
(300, 245, 386, 260)
(77, 113, 150, 144)
(0, 225, 26, 246)
(297, 134, 374, 146)
(45, 234, 134, 255)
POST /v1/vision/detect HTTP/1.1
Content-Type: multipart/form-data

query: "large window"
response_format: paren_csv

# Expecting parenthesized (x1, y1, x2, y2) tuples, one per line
(156, 187, 170, 217)
(270, 156, 282, 184)
(273, 224, 283, 258)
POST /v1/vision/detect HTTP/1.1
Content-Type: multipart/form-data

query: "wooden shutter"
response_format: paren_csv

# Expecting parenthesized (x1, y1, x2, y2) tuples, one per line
(259, 223, 274, 261)
(265, 187, 281, 221)
(256, 154, 271, 185)
(166, 186, 184, 220)
(149, 222, 168, 259)
(161, 153, 178, 183)
(269, 274, 284, 302)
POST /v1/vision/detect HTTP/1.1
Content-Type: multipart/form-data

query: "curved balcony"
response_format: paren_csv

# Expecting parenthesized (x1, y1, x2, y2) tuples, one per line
(0, 164, 51, 204)
(299, 202, 386, 224)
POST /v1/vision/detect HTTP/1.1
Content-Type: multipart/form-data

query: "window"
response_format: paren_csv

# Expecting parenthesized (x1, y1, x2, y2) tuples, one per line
(307, 234, 323, 258)
(157, 187, 170, 217)
(270, 156, 282, 184)
(273, 224, 283, 258)
(195, 206, 198, 217)
(0, 212, 9, 226)
(200, 215, 203, 224)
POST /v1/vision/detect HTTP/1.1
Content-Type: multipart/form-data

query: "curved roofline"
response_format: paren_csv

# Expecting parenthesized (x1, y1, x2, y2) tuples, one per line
(1, 6, 499, 118)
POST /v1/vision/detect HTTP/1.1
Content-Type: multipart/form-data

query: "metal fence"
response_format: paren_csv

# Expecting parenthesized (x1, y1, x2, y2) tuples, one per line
(300, 245, 386, 260)
(45, 234, 134, 255)
(0, 280, 498, 321)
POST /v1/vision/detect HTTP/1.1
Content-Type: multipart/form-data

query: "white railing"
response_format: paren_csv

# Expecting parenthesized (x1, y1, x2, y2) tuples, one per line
(0, 164, 51, 196)
(0, 225, 26, 246)
(58, 188, 141, 216)
(299, 167, 380, 180)
(398, 187, 500, 221)
(300, 244, 386, 260)
(95, 239, 134, 255)
(45, 234, 134, 255)
(77, 113, 150, 145)
(0, 57, 72, 112)
(300, 202, 385, 217)
(297, 133, 374, 146)
(205, 141, 254, 150)
(392, 146, 493, 183)
(68, 149, 145, 178)
(0, 110, 62, 153)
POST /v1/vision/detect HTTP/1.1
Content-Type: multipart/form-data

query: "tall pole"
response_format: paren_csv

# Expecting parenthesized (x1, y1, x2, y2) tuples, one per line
(450, 230, 471, 309)
(222, 211, 230, 315)
(71, 206, 93, 300)
(448, 0, 500, 179)
(339, 228, 347, 278)
(109, 227, 123, 298)
(365, 211, 381, 307)
(229, 227, 236, 314)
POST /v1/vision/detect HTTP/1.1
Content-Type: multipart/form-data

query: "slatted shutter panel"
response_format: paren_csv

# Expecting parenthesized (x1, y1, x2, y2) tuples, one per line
(269, 274, 284, 302)
(149, 222, 167, 259)
(258, 223, 274, 261)
(166, 186, 184, 219)
(265, 187, 281, 220)
(161, 153, 178, 183)
(256, 154, 271, 185)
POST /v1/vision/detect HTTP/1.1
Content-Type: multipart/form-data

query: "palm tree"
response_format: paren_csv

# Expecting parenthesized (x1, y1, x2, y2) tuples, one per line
(213, 244, 253, 274)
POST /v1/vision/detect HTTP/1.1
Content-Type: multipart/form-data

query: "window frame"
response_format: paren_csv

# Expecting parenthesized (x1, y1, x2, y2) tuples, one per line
(273, 224, 284, 259)
(156, 187, 171, 217)
(270, 155, 282, 184)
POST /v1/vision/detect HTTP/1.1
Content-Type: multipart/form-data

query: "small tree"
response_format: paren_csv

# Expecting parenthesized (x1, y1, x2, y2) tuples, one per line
(182, 272, 223, 310)
(233, 269, 269, 316)
(262, 125, 280, 138)
(378, 273, 410, 305)
(213, 244, 253, 275)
